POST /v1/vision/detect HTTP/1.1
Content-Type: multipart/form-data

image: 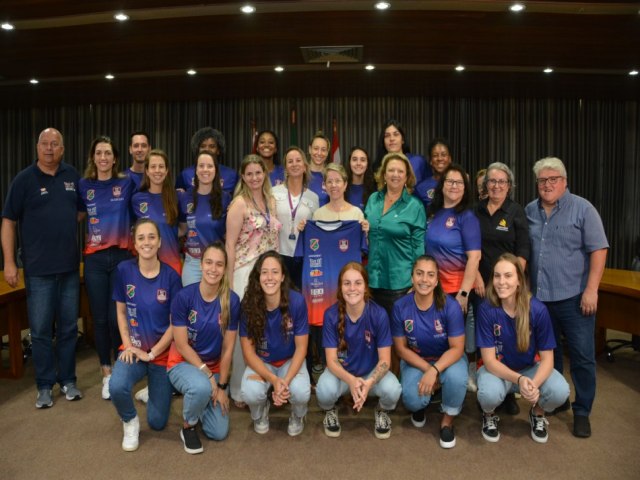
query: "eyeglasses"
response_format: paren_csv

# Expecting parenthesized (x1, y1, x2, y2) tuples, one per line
(444, 179, 464, 188)
(486, 178, 509, 187)
(536, 176, 564, 186)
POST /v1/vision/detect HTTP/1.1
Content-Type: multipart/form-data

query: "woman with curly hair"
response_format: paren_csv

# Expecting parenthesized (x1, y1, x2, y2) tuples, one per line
(239, 251, 310, 436)
(316, 262, 401, 440)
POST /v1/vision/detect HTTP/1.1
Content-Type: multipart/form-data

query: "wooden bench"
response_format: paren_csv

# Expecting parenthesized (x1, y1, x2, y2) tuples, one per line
(0, 266, 92, 379)
(596, 268, 640, 355)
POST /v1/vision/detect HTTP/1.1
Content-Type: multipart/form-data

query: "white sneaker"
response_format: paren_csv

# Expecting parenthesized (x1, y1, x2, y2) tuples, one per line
(467, 362, 478, 393)
(254, 401, 270, 434)
(135, 386, 149, 404)
(287, 412, 305, 437)
(122, 416, 140, 451)
(102, 375, 111, 400)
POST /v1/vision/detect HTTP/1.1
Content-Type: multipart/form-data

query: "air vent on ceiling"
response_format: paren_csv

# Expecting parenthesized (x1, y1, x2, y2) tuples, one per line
(300, 45, 363, 64)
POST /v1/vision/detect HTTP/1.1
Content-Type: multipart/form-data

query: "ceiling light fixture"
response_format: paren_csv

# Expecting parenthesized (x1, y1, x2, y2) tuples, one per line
(365, 64, 375, 71)
(187, 69, 197, 75)
(510, 3, 525, 12)
(630, 70, 639, 76)
(29, 78, 39, 84)
(274, 66, 284, 72)
(375, 2, 391, 11)
(241, 5, 256, 14)
(114, 13, 129, 22)
(543, 67, 553, 73)
(1, 22, 15, 30)
(105, 74, 115, 80)
(455, 65, 465, 72)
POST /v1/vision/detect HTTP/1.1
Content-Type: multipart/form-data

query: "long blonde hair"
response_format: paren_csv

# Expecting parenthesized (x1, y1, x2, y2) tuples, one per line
(201, 241, 231, 332)
(233, 154, 273, 202)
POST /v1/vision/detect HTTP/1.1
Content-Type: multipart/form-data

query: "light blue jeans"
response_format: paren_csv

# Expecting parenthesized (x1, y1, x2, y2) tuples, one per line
(400, 357, 468, 416)
(181, 253, 202, 287)
(241, 359, 311, 420)
(109, 358, 172, 429)
(477, 363, 570, 413)
(316, 368, 402, 411)
(168, 362, 229, 440)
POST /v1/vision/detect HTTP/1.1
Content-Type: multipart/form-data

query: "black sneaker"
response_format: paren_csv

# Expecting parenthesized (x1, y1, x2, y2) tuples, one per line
(180, 426, 204, 454)
(481, 412, 500, 442)
(439, 425, 456, 449)
(529, 408, 549, 443)
(375, 408, 392, 439)
(411, 409, 426, 428)
(573, 414, 591, 438)
(323, 407, 341, 438)
(549, 398, 571, 416)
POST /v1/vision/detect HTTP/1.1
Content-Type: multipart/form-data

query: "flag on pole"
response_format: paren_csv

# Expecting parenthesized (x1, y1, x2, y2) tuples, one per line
(250, 119, 258, 153)
(331, 118, 341, 164)
(289, 107, 298, 146)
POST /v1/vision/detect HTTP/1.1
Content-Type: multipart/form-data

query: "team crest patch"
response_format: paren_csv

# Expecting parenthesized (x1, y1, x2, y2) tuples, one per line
(445, 216, 456, 228)
(310, 238, 319, 251)
(218, 313, 223, 327)
(220, 178, 224, 187)
(187, 203, 194, 214)
(427, 188, 435, 199)
(338, 239, 349, 252)
(139, 202, 148, 214)
(112, 186, 121, 197)
(404, 319, 414, 333)
(157, 289, 167, 303)
(40, 188, 48, 196)
(497, 218, 509, 232)
(493, 324, 501, 337)
(86, 189, 95, 201)
(188, 309, 197, 324)
(126, 284, 135, 299)
(434, 319, 443, 334)
(364, 330, 372, 345)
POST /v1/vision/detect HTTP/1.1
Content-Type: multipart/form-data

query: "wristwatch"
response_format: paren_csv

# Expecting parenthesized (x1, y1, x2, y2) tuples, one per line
(217, 382, 229, 390)
(459, 290, 469, 298)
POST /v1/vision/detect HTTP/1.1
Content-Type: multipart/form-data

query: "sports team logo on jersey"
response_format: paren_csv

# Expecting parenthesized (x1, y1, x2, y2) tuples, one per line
(126, 284, 136, 299)
(40, 188, 48, 196)
(187, 203, 194, 214)
(188, 309, 197, 324)
(86, 189, 95, 201)
(310, 257, 322, 268)
(157, 289, 167, 303)
(64, 181, 76, 191)
(310, 238, 320, 251)
(139, 202, 149, 214)
(364, 330, 372, 345)
(220, 178, 225, 187)
(434, 318, 443, 334)
(338, 239, 349, 252)
(493, 324, 501, 337)
(89, 217, 99, 224)
(129, 318, 138, 327)
(404, 319, 414, 333)
(427, 188, 435, 199)
(497, 218, 509, 232)
(445, 216, 456, 228)
(310, 269, 323, 277)
(112, 186, 121, 197)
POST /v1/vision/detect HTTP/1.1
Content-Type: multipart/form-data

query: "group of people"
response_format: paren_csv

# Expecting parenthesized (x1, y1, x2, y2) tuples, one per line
(1, 122, 608, 455)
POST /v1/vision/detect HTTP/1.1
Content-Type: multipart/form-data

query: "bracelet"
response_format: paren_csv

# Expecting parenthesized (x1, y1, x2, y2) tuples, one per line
(431, 364, 441, 376)
(147, 350, 155, 361)
(208, 372, 214, 379)
(198, 363, 207, 371)
(517, 375, 524, 385)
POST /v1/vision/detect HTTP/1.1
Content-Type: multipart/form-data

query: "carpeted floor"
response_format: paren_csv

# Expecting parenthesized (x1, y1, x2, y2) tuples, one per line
(1, 340, 639, 480)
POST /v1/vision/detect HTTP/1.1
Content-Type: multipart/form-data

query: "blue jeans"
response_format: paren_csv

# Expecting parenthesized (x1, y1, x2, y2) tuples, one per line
(181, 253, 201, 287)
(168, 362, 229, 440)
(316, 368, 402, 411)
(477, 363, 570, 413)
(109, 358, 172, 430)
(25, 271, 80, 389)
(84, 248, 130, 366)
(241, 359, 311, 420)
(401, 357, 468, 416)
(545, 294, 596, 416)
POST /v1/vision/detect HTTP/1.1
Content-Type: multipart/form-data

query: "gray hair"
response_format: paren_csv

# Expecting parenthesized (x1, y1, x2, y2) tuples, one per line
(190, 127, 226, 158)
(485, 162, 516, 196)
(533, 157, 567, 178)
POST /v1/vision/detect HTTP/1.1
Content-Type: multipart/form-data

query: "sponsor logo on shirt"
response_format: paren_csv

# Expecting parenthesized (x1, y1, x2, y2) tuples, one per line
(310, 269, 323, 277)
(493, 324, 501, 337)
(187, 203, 194, 214)
(157, 289, 167, 304)
(404, 319, 414, 333)
(309, 257, 322, 268)
(87, 189, 95, 201)
(64, 181, 76, 192)
(89, 217, 99, 224)
(126, 284, 136, 299)
(87, 206, 97, 215)
(40, 188, 48, 196)
(188, 309, 197, 324)
(129, 318, 138, 327)
(496, 218, 509, 232)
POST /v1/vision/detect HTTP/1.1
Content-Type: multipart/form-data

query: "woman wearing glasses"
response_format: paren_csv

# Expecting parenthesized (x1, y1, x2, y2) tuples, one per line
(473, 162, 530, 414)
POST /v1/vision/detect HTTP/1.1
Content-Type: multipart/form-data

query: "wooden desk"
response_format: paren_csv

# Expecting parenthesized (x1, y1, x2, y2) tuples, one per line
(596, 268, 640, 353)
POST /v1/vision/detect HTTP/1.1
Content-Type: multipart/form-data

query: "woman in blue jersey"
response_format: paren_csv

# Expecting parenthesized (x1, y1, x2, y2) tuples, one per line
(373, 119, 430, 185)
(179, 150, 231, 286)
(240, 251, 310, 436)
(477, 253, 569, 444)
(392, 256, 467, 449)
(79, 136, 135, 400)
(414, 138, 453, 212)
(167, 241, 240, 454)
(316, 262, 402, 440)
(109, 218, 182, 452)
(345, 146, 376, 212)
(307, 131, 331, 206)
(256, 130, 285, 187)
(131, 149, 184, 275)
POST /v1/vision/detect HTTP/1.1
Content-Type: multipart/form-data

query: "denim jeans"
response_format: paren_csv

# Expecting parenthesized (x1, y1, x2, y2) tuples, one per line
(477, 363, 570, 413)
(400, 357, 468, 416)
(316, 368, 402, 411)
(168, 362, 229, 440)
(545, 294, 596, 416)
(109, 358, 172, 430)
(181, 253, 202, 287)
(84, 248, 130, 367)
(241, 359, 311, 420)
(25, 271, 80, 389)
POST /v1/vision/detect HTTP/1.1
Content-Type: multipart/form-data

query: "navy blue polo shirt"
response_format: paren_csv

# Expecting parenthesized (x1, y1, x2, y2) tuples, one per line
(2, 162, 83, 276)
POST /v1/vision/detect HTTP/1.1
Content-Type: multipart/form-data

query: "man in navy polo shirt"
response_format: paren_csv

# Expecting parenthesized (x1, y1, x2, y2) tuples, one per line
(2, 127, 85, 408)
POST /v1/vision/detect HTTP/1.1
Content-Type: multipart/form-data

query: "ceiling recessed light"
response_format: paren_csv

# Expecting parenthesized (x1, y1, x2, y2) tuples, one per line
(274, 66, 284, 72)
(29, 78, 39, 84)
(630, 70, 639, 76)
(241, 5, 255, 14)
(105, 74, 115, 80)
(1, 22, 15, 30)
(455, 65, 465, 72)
(543, 67, 553, 74)
(365, 64, 375, 71)
(375, 2, 391, 10)
(187, 69, 197, 75)
(114, 13, 129, 22)
(510, 3, 525, 12)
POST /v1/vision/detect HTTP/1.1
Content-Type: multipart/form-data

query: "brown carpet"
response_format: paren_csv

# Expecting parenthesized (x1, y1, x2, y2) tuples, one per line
(1, 342, 639, 480)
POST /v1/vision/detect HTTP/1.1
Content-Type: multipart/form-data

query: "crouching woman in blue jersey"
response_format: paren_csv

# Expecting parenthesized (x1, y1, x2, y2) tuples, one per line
(477, 253, 569, 444)
(316, 262, 402, 440)
(240, 251, 311, 436)
(109, 218, 182, 452)
(167, 241, 241, 454)
(392, 255, 467, 449)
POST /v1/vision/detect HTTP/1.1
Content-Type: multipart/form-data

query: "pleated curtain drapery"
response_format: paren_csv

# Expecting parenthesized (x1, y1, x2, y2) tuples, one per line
(1, 96, 638, 269)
